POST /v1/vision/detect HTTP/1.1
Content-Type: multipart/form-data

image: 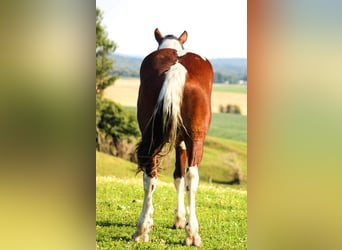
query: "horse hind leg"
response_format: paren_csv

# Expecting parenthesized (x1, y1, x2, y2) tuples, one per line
(184, 140, 204, 247)
(173, 141, 187, 229)
(185, 166, 202, 247)
(132, 156, 158, 242)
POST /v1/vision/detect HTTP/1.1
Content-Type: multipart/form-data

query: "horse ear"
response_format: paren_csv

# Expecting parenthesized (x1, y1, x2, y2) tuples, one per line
(154, 28, 163, 43)
(178, 31, 188, 44)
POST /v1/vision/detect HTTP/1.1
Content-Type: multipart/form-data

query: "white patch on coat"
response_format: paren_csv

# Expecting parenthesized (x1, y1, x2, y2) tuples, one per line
(158, 38, 183, 50)
(177, 49, 207, 61)
(179, 141, 186, 150)
(177, 50, 188, 57)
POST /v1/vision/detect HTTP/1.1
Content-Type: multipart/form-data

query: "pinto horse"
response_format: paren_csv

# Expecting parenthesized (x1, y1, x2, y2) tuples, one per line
(132, 28, 213, 247)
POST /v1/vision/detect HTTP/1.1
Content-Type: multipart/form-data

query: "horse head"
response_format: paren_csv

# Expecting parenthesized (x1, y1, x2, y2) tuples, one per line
(154, 28, 187, 50)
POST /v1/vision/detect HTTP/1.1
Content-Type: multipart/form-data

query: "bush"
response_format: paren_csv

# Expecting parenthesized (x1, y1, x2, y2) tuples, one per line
(219, 105, 226, 113)
(225, 152, 243, 184)
(96, 97, 140, 161)
(219, 104, 242, 115)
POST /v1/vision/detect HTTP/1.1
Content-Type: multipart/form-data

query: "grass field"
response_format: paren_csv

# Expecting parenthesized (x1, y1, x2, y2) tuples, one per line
(208, 113, 247, 143)
(96, 132, 247, 248)
(212, 84, 247, 94)
(96, 177, 247, 250)
(103, 78, 247, 115)
(96, 133, 247, 188)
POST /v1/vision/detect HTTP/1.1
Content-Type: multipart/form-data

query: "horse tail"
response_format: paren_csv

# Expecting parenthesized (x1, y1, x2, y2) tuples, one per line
(156, 62, 187, 148)
(137, 62, 187, 174)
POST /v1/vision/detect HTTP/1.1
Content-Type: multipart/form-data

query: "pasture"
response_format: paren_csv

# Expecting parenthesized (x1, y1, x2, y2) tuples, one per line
(96, 133, 247, 188)
(103, 78, 247, 115)
(96, 176, 247, 249)
(97, 77, 247, 249)
(212, 83, 247, 94)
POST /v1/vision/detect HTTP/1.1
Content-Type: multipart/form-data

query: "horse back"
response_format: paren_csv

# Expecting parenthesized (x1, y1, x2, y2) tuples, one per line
(138, 48, 213, 135)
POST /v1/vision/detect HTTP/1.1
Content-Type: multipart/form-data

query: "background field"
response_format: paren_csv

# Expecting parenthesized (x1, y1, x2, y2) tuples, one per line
(103, 78, 247, 115)
(97, 77, 247, 249)
(212, 84, 247, 94)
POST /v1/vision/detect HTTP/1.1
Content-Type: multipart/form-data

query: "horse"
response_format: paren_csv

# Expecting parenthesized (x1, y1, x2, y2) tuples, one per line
(132, 28, 213, 247)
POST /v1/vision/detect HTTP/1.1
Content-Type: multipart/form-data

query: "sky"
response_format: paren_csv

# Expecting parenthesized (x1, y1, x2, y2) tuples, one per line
(96, 0, 246, 59)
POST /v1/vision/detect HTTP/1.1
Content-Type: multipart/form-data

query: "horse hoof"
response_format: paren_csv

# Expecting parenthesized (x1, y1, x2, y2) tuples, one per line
(185, 234, 202, 247)
(132, 232, 149, 242)
(173, 223, 185, 229)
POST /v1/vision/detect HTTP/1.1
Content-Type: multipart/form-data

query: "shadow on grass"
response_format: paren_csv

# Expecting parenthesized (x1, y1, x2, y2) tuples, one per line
(212, 178, 241, 185)
(110, 235, 132, 242)
(96, 220, 134, 228)
(97, 221, 135, 243)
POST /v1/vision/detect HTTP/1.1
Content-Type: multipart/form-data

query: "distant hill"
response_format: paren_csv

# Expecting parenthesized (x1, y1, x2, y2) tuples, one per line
(210, 58, 247, 83)
(111, 53, 247, 83)
(110, 54, 142, 78)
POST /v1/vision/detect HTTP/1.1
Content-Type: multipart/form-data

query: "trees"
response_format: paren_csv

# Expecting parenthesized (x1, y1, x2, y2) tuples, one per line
(96, 8, 117, 95)
(96, 8, 139, 160)
(96, 97, 139, 160)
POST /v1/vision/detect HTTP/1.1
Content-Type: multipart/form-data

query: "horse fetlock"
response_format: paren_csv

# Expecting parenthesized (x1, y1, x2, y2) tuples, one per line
(173, 215, 186, 229)
(185, 233, 202, 247)
(185, 223, 198, 237)
(185, 220, 201, 246)
(132, 231, 149, 242)
(133, 219, 153, 242)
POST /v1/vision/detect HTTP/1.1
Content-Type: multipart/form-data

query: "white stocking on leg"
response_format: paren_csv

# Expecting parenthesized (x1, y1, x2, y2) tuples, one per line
(132, 173, 157, 242)
(185, 166, 202, 247)
(174, 177, 186, 229)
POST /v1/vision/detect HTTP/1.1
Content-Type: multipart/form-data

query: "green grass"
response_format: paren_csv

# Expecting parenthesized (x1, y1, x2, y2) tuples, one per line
(96, 151, 137, 177)
(151, 137, 247, 190)
(212, 84, 247, 94)
(96, 177, 247, 250)
(208, 113, 247, 143)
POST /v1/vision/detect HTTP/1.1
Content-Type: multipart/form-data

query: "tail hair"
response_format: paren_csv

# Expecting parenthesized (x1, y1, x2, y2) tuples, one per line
(137, 62, 187, 173)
